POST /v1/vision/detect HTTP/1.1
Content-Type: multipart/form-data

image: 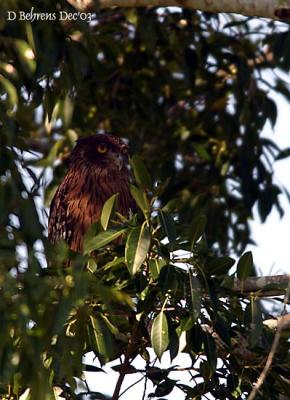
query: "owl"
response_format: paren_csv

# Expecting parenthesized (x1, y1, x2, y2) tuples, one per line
(48, 134, 134, 253)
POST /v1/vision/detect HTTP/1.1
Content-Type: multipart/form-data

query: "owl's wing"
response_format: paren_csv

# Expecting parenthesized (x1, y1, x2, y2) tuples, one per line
(48, 171, 101, 252)
(48, 176, 73, 245)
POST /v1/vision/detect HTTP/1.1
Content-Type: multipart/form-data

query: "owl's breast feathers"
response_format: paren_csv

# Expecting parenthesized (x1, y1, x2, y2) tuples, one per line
(48, 164, 134, 253)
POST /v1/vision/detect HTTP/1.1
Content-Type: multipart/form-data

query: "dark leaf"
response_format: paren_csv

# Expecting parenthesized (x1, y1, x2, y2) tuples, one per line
(190, 214, 207, 249)
(155, 379, 176, 397)
(276, 147, 290, 161)
(82, 364, 105, 373)
(129, 184, 150, 217)
(237, 251, 253, 280)
(204, 332, 217, 375)
(206, 256, 236, 275)
(158, 210, 176, 247)
(149, 258, 167, 280)
(111, 365, 137, 374)
(130, 155, 152, 190)
(89, 315, 115, 363)
(189, 275, 202, 322)
(244, 299, 263, 348)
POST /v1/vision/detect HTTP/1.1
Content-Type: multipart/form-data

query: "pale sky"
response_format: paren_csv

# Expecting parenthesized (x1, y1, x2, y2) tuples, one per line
(247, 87, 290, 277)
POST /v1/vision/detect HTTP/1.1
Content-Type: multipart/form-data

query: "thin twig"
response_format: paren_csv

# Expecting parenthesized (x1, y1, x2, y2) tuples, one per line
(112, 355, 130, 400)
(247, 277, 290, 400)
(113, 366, 201, 374)
(112, 321, 139, 400)
(119, 375, 145, 397)
(142, 375, 148, 400)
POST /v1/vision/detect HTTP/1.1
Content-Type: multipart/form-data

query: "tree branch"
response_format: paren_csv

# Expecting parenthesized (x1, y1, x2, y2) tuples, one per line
(247, 279, 290, 400)
(112, 321, 139, 400)
(263, 313, 290, 331)
(231, 274, 290, 297)
(66, 0, 290, 22)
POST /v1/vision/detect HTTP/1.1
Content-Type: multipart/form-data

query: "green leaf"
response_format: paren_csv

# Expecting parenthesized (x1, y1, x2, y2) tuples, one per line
(62, 93, 74, 129)
(188, 325, 203, 354)
(19, 197, 43, 243)
(177, 316, 195, 335)
(100, 193, 119, 230)
(237, 251, 253, 280)
(189, 275, 202, 322)
(0, 75, 18, 112)
(158, 265, 180, 294)
(204, 332, 217, 376)
(125, 222, 151, 275)
(19, 389, 31, 400)
(92, 279, 133, 308)
(192, 143, 211, 161)
(151, 311, 169, 360)
(207, 256, 235, 275)
(103, 256, 125, 271)
(13, 373, 21, 396)
(130, 155, 152, 190)
(44, 87, 55, 121)
(245, 299, 263, 348)
(220, 275, 235, 289)
(149, 258, 167, 280)
(36, 139, 64, 167)
(251, 304, 263, 342)
(14, 39, 36, 76)
(168, 320, 179, 361)
(154, 178, 171, 197)
(190, 214, 207, 250)
(83, 228, 126, 254)
(158, 210, 176, 247)
(89, 315, 115, 363)
(214, 316, 231, 348)
(130, 184, 150, 217)
(161, 197, 179, 213)
(87, 258, 97, 273)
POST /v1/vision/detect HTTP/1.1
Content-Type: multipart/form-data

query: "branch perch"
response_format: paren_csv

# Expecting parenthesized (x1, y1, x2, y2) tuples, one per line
(231, 274, 290, 297)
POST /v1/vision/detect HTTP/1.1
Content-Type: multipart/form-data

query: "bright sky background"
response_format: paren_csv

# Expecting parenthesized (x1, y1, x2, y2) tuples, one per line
(247, 87, 290, 278)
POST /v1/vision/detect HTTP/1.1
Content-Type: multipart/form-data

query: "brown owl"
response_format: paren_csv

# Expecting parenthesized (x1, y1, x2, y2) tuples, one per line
(48, 134, 134, 253)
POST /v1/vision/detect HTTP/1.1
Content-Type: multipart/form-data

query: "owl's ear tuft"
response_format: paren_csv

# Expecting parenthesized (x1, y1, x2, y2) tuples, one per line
(76, 134, 108, 146)
(76, 137, 90, 145)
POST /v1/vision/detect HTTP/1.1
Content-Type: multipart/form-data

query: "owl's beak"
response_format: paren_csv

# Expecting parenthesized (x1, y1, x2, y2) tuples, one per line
(110, 151, 124, 171)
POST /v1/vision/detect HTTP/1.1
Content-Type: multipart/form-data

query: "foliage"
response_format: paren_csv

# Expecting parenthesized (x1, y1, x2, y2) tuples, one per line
(1, 1, 290, 399)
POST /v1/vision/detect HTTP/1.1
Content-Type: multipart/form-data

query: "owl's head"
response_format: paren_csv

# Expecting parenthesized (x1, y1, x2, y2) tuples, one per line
(70, 134, 129, 171)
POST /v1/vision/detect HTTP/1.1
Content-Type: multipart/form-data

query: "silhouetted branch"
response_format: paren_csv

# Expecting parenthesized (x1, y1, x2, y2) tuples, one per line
(231, 274, 290, 297)
(248, 279, 290, 400)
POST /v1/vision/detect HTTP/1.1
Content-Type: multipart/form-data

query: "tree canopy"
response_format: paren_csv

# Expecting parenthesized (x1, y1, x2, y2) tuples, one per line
(1, 1, 290, 399)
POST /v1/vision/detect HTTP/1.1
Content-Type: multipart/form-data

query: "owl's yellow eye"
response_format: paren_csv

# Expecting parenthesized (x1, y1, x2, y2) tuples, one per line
(97, 144, 108, 154)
